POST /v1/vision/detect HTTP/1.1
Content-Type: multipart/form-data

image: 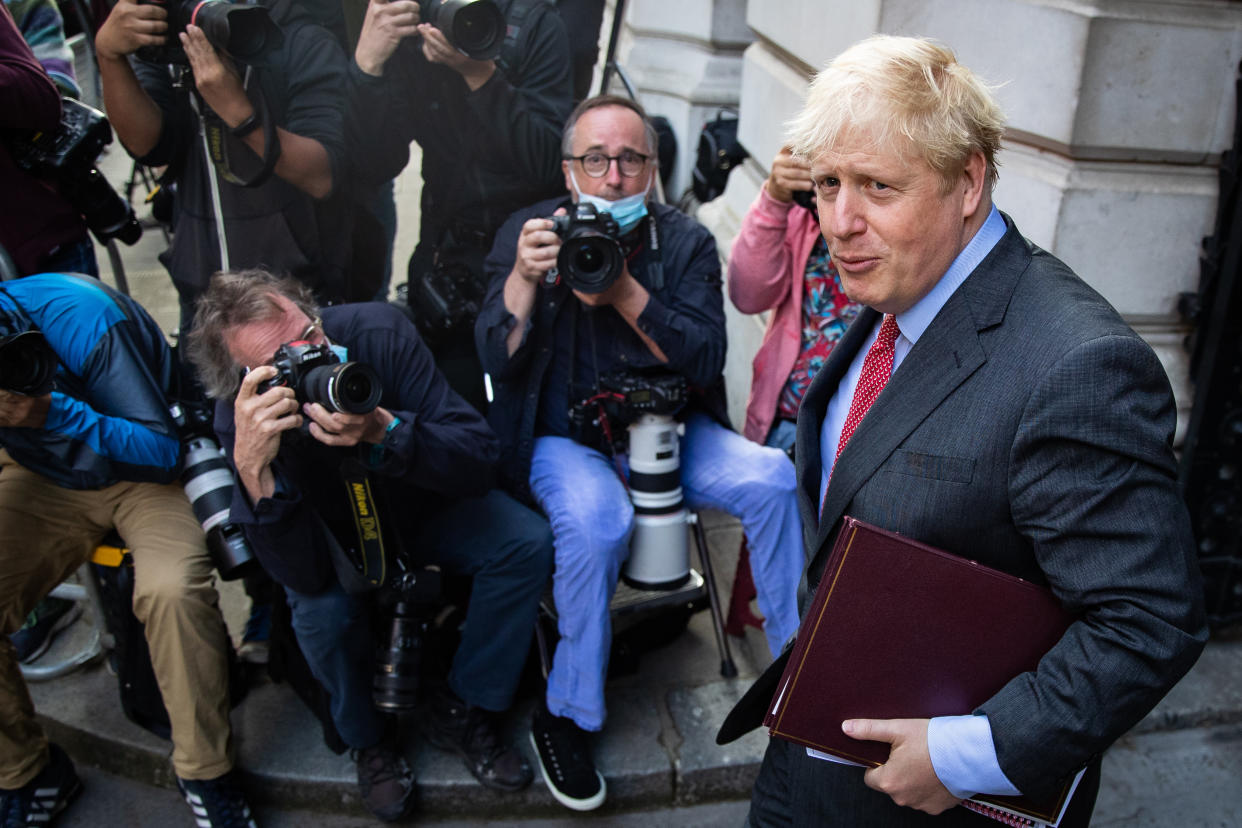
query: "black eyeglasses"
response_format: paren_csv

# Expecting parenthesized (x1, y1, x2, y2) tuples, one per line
(565, 150, 652, 178)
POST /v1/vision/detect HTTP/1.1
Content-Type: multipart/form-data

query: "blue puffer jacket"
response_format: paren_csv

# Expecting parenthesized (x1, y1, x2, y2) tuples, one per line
(0, 273, 182, 488)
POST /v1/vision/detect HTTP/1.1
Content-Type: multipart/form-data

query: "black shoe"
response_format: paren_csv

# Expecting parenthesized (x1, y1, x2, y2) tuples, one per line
(176, 772, 257, 828)
(352, 741, 416, 822)
(529, 703, 605, 811)
(0, 743, 82, 827)
(420, 687, 533, 792)
(10, 598, 82, 664)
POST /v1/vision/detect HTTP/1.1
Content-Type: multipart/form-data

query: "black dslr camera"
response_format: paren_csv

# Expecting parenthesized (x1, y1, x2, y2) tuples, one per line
(259, 342, 383, 415)
(135, 0, 284, 66)
(396, 261, 484, 343)
(0, 331, 58, 396)
(422, 0, 505, 61)
(568, 369, 688, 453)
(6, 98, 141, 247)
(550, 202, 624, 295)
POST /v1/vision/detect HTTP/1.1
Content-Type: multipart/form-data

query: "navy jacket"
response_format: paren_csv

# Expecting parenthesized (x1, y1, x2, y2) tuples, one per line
(215, 302, 497, 594)
(476, 198, 728, 497)
(0, 273, 181, 489)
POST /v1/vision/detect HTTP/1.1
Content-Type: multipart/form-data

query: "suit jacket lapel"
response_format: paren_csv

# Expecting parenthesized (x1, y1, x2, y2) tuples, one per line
(804, 216, 1032, 572)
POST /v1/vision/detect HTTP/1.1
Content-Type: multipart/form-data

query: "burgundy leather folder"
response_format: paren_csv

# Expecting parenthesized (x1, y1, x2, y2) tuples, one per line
(764, 516, 1077, 824)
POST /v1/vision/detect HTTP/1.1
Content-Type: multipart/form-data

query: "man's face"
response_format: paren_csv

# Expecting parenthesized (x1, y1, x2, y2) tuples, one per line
(562, 104, 654, 202)
(223, 294, 325, 371)
(809, 134, 985, 315)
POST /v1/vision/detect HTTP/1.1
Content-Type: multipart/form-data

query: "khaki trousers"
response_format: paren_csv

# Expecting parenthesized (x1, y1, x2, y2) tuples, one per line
(0, 453, 233, 787)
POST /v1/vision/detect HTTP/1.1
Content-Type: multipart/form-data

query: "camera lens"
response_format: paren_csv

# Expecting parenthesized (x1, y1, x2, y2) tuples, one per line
(302, 362, 383, 414)
(428, 0, 504, 61)
(0, 332, 58, 396)
(373, 602, 424, 711)
(559, 235, 624, 294)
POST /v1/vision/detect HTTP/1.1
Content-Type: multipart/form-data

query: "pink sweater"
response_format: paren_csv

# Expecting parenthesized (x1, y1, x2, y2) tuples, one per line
(727, 187, 824, 443)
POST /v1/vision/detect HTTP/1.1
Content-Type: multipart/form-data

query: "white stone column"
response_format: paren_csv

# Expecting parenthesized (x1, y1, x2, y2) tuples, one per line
(605, 0, 753, 200)
(694, 0, 1242, 437)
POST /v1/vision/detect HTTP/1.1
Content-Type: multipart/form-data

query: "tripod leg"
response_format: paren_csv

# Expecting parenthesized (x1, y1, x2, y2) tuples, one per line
(690, 512, 737, 678)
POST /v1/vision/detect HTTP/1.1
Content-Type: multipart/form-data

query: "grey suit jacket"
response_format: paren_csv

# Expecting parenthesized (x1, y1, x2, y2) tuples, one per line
(792, 214, 1207, 801)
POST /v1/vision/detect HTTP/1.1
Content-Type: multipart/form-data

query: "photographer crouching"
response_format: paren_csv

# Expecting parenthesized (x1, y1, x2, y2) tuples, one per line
(186, 270, 552, 823)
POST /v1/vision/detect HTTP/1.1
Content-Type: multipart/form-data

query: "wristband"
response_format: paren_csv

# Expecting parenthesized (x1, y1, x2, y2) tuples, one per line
(367, 415, 402, 467)
(231, 112, 261, 139)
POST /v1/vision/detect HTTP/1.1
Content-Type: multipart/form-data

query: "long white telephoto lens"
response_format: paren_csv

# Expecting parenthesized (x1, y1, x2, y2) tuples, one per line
(623, 414, 690, 589)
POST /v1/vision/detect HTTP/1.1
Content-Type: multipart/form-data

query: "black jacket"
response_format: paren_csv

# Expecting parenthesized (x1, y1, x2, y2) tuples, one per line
(476, 198, 730, 497)
(215, 303, 497, 594)
(347, 0, 573, 249)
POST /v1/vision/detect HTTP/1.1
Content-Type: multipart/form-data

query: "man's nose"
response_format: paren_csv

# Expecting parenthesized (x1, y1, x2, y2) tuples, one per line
(823, 187, 865, 239)
(604, 158, 625, 188)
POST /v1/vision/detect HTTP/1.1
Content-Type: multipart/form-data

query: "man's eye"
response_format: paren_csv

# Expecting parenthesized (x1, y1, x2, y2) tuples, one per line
(814, 177, 838, 192)
(584, 153, 608, 166)
(871, 181, 890, 191)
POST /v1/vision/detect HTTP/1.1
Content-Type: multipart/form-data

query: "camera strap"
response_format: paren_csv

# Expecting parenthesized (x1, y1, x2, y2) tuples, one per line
(321, 458, 389, 593)
(643, 214, 664, 291)
(196, 67, 282, 189)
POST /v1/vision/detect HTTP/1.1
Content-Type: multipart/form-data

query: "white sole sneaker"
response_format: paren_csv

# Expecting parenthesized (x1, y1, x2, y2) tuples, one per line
(528, 730, 606, 811)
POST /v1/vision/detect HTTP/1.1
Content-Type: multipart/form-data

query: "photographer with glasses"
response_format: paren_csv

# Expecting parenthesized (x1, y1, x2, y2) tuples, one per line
(348, 0, 574, 411)
(475, 95, 805, 812)
(187, 269, 552, 823)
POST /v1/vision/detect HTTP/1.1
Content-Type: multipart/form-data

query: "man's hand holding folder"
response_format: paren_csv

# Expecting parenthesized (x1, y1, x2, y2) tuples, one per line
(842, 718, 958, 814)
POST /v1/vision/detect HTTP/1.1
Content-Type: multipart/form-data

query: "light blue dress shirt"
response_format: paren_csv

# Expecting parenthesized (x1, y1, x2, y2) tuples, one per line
(813, 205, 1022, 799)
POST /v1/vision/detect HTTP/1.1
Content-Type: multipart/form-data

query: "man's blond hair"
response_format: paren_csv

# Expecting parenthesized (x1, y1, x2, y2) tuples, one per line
(787, 35, 1005, 192)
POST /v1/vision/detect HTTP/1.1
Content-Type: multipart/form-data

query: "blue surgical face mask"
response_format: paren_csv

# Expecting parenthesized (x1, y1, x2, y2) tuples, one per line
(329, 343, 348, 362)
(570, 168, 651, 234)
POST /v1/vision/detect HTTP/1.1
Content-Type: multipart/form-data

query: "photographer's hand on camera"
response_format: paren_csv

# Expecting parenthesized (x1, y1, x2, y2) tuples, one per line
(232, 365, 300, 502)
(95, 0, 167, 63)
(302, 402, 395, 448)
(355, 0, 421, 77)
(765, 146, 813, 205)
(179, 25, 251, 127)
(502, 212, 562, 355)
(0, 389, 51, 430)
(416, 23, 495, 90)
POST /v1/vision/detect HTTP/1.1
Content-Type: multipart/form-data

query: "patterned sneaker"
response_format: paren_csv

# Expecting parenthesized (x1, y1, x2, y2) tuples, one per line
(10, 598, 82, 664)
(0, 743, 82, 827)
(420, 686, 533, 792)
(177, 772, 257, 828)
(352, 741, 416, 822)
(529, 702, 605, 811)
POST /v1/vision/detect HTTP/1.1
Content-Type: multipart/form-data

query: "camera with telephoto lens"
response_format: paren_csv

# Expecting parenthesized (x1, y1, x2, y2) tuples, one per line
(6, 97, 141, 247)
(550, 202, 625, 295)
(170, 401, 257, 580)
(259, 342, 383, 415)
(0, 331, 58, 396)
(422, 0, 505, 61)
(571, 370, 692, 590)
(135, 0, 284, 66)
(791, 188, 816, 211)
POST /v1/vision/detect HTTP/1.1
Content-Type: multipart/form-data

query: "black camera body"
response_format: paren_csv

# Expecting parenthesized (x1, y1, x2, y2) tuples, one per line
(395, 261, 484, 343)
(551, 202, 625, 295)
(7, 98, 141, 247)
(422, 0, 504, 61)
(259, 342, 383, 415)
(0, 330, 58, 396)
(568, 369, 688, 453)
(135, 0, 284, 66)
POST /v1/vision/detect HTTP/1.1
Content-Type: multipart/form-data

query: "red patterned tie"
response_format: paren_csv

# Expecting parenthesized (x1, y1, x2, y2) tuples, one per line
(834, 313, 901, 467)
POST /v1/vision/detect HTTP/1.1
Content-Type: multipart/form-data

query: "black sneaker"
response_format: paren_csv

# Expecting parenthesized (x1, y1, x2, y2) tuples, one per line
(419, 687, 533, 792)
(10, 598, 82, 664)
(0, 743, 82, 827)
(176, 772, 257, 828)
(352, 741, 416, 822)
(529, 703, 605, 811)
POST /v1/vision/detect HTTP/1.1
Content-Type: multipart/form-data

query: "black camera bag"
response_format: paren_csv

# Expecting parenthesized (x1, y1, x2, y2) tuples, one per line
(691, 109, 748, 203)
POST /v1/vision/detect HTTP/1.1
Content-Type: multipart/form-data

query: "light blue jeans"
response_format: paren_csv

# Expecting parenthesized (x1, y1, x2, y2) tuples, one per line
(530, 413, 803, 731)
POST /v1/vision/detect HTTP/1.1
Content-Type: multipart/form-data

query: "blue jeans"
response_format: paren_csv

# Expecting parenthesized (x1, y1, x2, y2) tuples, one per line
(530, 413, 803, 731)
(285, 489, 553, 749)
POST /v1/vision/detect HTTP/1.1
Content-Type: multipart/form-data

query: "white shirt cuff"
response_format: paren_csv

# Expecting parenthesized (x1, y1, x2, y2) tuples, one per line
(926, 714, 1022, 800)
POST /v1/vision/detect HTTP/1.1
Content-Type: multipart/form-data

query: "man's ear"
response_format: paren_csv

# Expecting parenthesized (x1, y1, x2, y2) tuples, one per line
(960, 150, 987, 219)
(562, 159, 575, 198)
